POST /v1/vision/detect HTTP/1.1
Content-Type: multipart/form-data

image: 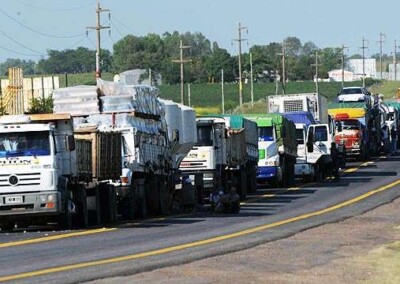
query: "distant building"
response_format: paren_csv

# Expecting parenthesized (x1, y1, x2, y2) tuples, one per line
(387, 64, 400, 81)
(347, 59, 376, 79)
(328, 69, 354, 82)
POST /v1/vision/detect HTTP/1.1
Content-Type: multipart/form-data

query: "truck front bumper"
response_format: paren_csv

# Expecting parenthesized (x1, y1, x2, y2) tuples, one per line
(0, 191, 60, 218)
(257, 166, 278, 180)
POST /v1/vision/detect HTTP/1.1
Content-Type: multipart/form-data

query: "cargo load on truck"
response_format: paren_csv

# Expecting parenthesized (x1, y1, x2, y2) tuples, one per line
(268, 93, 328, 124)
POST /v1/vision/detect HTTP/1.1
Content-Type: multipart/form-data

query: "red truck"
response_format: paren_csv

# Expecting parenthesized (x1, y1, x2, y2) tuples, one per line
(333, 113, 366, 160)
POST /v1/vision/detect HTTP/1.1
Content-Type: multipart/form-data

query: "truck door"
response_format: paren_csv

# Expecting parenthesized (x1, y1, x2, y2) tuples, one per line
(306, 124, 331, 163)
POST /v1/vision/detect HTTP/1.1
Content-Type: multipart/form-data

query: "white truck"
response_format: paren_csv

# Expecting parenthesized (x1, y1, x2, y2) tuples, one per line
(55, 82, 198, 220)
(0, 114, 121, 230)
(179, 115, 258, 200)
(268, 93, 341, 181)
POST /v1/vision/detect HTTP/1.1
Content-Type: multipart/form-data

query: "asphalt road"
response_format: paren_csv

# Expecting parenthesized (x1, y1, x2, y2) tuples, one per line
(0, 155, 399, 283)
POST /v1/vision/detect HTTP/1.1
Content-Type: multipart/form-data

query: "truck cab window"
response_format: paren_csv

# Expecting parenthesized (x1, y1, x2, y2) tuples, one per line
(196, 125, 213, 146)
(313, 126, 328, 142)
(0, 131, 50, 157)
(258, 126, 274, 141)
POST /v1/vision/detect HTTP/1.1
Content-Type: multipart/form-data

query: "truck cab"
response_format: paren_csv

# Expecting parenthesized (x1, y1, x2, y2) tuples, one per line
(180, 118, 226, 189)
(0, 114, 76, 227)
(255, 119, 281, 182)
(334, 113, 365, 158)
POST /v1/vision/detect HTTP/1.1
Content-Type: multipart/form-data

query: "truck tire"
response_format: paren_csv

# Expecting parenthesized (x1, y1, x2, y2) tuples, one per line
(237, 167, 247, 200)
(74, 188, 88, 228)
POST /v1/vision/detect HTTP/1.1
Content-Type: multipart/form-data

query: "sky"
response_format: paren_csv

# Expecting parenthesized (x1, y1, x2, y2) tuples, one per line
(0, 0, 398, 63)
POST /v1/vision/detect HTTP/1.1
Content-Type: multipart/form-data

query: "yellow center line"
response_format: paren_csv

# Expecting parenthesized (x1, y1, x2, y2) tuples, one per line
(3, 177, 398, 282)
(0, 228, 116, 249)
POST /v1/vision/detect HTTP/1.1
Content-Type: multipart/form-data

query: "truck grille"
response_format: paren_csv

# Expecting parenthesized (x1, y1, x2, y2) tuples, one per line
(283, 100, 304, 112)
(0, 173, 41, 187)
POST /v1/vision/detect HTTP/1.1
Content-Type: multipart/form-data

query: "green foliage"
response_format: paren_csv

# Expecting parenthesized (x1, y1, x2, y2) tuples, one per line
(36, 47, 112, 74)
(28, 96, 53, 114)
(0, 59, 36, 76)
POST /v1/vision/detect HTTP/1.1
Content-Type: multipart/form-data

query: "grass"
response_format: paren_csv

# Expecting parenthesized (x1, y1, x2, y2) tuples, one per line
(3, 71, 394, 114)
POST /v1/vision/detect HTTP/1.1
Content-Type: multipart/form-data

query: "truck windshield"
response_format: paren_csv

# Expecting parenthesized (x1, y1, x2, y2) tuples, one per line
(340, 120, 360, 130)
(313, 126, 328, 142)
(196, 125, 213, 146)
(0, 131, 51, 157)
(258, 126, 274, 141)
(295, 129, 304, 145)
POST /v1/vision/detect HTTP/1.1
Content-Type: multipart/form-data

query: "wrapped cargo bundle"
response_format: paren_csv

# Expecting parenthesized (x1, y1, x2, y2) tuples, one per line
(53, 86, 100, 116)
(97, 79, 161, 116)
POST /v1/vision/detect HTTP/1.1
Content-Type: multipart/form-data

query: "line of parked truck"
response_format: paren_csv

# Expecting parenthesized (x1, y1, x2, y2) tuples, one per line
(0, 80, 398, 231)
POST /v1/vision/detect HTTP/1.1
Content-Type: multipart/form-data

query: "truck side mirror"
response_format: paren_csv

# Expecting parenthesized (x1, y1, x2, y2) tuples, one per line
(66, 135, 75, 151)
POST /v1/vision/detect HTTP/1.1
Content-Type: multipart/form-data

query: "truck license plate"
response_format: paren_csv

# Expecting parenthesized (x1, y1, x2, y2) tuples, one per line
(4, 196, 23, 204)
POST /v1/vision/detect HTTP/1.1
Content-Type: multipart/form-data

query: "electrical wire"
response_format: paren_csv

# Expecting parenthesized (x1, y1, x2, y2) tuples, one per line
(0, 29, 44, 55)
(0, 7, 86, 39)
(111, 17, 134, 34)
(110, 19, 125, 38)
(10, 0, 96, 12)
(0, 44, 44, 57)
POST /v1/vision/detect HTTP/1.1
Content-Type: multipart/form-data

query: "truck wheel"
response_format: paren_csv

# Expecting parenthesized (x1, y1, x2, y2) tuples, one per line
(1, 221, 15, 231)
(74, 189, 88, 228)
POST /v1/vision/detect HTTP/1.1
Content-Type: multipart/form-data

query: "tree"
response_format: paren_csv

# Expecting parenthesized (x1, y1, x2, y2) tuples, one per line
(0, 59, 36, 76)
(205, 43, 236, 82)
(36, 47, 111, 74)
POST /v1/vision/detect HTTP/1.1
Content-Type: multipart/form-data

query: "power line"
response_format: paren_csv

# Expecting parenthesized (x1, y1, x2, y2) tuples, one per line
(0, 6, 86, 39)
(110, 19, 126, 38)
(0, 44, 43, 57)
(111, 17, 134, 34)
(0, 29, 44, 55)
(11, 0, 96, 12)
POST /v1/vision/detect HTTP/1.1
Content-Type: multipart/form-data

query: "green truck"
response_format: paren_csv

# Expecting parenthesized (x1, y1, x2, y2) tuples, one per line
(245, 113, 297, 187)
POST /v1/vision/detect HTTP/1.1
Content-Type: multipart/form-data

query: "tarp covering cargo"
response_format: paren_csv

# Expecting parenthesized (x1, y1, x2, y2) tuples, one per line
(281, 111, 316, 126)
(222, 115, 258, 147)
(328, 102, 369, 109)
(328, 108, 366, 119)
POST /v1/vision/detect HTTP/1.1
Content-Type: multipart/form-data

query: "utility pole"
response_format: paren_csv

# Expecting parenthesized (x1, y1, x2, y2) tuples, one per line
(86, 0, 110, 80)
(393, 40, 399, 81)
(277, 42, 287, 94)
(340, 44, 348, 88)
(250, 52, 254, 107)
(221, 69, 225, 114)
(233, 22, 247, 111)
(360, 37, 368, 88)
(172, 40, 191, 105)
(311, 50, 321, 93)
(378, 32, 386, 80)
